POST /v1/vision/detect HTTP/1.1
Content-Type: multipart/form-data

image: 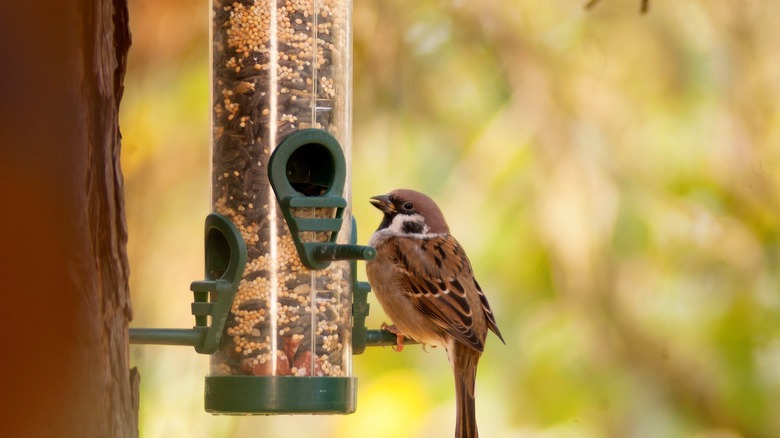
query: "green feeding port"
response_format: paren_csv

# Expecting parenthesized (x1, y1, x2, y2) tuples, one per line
(129, 213, 247, 354)
(268, 129, 376, 270)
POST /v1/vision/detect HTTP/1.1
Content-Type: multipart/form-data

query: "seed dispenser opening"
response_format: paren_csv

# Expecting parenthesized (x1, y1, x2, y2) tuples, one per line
(287, 143, 335, 196)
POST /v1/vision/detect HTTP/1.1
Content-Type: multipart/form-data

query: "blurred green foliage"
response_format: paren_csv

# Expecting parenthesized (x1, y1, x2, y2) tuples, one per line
(122, 0, 780, 436)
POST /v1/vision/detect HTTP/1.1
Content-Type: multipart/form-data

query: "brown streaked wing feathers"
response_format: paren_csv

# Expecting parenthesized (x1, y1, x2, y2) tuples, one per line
(393, 235, 488, 351)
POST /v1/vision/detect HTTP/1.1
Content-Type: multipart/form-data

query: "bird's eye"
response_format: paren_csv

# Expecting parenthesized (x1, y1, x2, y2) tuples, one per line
(403, 202, 414, 211)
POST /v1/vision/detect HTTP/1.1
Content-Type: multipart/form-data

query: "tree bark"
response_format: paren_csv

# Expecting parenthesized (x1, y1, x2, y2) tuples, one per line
(0, 0, 138, 436)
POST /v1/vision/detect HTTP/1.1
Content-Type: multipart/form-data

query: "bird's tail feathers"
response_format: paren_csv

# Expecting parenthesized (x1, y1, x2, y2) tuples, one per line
(451, 342, 480, 438)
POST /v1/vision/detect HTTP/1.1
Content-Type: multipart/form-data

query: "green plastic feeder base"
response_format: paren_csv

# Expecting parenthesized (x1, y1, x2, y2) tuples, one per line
(205, 376, 357, 414)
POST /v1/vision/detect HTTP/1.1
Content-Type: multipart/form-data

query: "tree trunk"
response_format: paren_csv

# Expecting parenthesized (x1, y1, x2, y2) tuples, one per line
(0, 0, 138, 436)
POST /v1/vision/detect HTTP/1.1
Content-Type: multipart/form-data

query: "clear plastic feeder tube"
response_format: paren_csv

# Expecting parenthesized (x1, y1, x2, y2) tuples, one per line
(210, 0, 352, 378)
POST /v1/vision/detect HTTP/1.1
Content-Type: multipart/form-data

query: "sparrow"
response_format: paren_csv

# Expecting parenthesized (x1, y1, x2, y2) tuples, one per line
(366, 189, 504, 438)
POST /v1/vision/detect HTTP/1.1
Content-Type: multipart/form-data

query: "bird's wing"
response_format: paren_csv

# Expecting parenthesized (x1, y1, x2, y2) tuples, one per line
(474, 277, 505, 345)
(392, 235, 498, 351)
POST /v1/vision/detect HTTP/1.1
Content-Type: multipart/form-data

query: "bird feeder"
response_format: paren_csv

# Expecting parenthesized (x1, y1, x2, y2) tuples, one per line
(207, 0, 376, 414)
(130, 0, 412, 416)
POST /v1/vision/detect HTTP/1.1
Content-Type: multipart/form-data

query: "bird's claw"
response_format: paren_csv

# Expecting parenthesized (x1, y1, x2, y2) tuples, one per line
(381, 322, 406, 352)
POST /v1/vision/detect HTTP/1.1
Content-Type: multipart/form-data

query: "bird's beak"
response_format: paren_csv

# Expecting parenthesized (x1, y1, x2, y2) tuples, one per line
(369, 194, 395, 214)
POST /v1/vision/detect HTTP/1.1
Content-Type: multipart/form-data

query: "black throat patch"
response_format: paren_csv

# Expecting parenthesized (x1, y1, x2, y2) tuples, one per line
(377, 213, 395, 231)
(402, 221, 425, 234)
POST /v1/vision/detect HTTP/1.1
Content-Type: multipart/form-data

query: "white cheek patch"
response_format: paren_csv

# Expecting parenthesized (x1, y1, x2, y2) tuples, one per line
(369, 213, 445, 247)
(389, 213, 428, 236)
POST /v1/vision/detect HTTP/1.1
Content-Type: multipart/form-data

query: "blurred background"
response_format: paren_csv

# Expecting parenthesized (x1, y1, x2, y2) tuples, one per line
(122, 0, 780, 436)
